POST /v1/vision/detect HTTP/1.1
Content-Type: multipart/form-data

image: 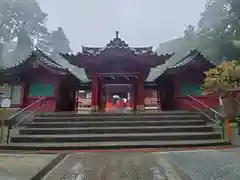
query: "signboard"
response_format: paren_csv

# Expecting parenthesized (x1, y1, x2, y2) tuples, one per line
(1, 98, 11, 108)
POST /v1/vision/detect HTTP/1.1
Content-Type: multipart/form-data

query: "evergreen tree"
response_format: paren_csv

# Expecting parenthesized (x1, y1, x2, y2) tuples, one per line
(158, 0, 240, 63)
(184, 25, 196, 38)
(0, 0, 48, 42)
(0, 0, 72, 66)
(51, 27, 72, 54)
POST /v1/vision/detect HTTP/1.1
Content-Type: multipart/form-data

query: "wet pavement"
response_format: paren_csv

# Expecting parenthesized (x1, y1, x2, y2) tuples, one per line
(162, 149, 240, 180)
(0, 153, 58, 180)
(1, 148, 240, 180)
(44, 148, 240, 180)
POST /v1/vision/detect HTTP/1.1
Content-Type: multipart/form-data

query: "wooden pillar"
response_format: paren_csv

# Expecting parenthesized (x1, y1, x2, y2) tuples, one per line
(137, 80, 145, 111)
(133, 84, 137, 111)
(127, 92, 131, 109)
(157, 88, 161, 110)
(106, 87, 111, 111)
(98, 77, 104, 111)
(91, 76, 98, 112)
(106, 88, 110, 104)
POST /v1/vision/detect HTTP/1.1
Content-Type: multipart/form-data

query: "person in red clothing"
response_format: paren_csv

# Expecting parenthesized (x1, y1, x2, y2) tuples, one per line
(115, 99, 122, 109)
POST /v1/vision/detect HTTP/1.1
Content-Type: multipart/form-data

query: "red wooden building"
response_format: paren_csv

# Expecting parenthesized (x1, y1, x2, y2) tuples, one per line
(61, 31, 174, 111)
(0, 49, 78, 111)
(0, 32, 218, 112)
(155, 49, 218, 110)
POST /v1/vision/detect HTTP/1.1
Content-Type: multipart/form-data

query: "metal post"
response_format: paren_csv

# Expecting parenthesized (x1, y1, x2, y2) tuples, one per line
(6, 119, 11, 144)
(226, 118, 232, 143)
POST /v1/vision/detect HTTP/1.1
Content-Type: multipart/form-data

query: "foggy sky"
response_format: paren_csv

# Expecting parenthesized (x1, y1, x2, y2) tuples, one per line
(38, 0, 206, 52)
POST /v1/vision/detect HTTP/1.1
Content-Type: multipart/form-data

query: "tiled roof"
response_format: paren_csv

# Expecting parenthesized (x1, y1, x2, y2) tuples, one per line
(56, 53, 90, 82)
(172, 49, 215, 68)
(34, 48, 66, 70)
(0, 44, 89, 81)
(146, 49, 214, 82)
(82, 46, 156, 56)
(81, 31, 157, 56)
(2, 48, 65, 71)
(146, 64, 168, 82)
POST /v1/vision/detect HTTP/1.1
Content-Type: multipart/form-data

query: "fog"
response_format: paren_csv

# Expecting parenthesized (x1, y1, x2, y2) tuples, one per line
(38, 0, 206, 52)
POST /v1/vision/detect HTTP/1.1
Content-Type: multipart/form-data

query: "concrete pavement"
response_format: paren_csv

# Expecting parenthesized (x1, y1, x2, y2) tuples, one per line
(1, 148, 240, 180)
(44, 148, 240, 180)
(0, 153, 58, 180)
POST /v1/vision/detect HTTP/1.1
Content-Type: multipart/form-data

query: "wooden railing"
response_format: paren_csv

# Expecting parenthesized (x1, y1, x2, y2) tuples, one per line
(6, 97, 47, 143)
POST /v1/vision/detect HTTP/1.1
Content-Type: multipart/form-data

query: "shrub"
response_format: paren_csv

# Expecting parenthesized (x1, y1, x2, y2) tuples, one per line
(202, 61, 240, 95)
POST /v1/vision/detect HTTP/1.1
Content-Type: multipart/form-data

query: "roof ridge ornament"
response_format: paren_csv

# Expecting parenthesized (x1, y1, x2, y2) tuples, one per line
(116, 31, 119, 39)
(81, 32, 161, 56)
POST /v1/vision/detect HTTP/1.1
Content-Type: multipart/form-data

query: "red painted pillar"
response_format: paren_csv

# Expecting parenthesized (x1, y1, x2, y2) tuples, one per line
(137, 80, 145, 111)
(157, 89, 161, 110)
(133, 84, 137, 111)
(91, 76, 98, 112)
(99, 77, 104, 111)
(106, 88, 111, 111)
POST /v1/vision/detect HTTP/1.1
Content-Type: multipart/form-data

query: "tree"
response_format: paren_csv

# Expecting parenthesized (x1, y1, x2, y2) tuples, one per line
(202, 61, 239, 95)
(184, 25, 196, 38)
(0, 0, 54, 57)
(157, 0, 240, 64)
(227, 0, 240, 38)
(198, 0, 231, 62)
(51, 27, 72, 54)
(11, 24, 33, 64)
(202, 60, 240, 119)
(0, 0, 72, 65)
(198, 0, 240, 61)
(0, 0, 48, 42)
(198, 0, 229, 31)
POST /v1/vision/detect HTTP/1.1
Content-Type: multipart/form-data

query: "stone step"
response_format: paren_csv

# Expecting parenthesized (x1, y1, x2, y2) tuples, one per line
(32, 115, 202, 122)
(35, 111, 198, 117)
(25, 120, 205, 128)
(19, 125, 214, 135)
(11, 132, 222, 143)
(2, 140, 229, 150)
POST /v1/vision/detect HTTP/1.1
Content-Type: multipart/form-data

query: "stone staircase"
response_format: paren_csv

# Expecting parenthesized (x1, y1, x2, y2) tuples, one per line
(5, 111, 229, 150)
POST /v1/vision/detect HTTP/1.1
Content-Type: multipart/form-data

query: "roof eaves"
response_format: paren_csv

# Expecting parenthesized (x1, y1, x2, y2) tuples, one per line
(145, 64, 168, 82)
(3, 52, 33, 70)
(58, 52, 90, 82)
(34, 47, 65, 69)
(171, 49, 199, 68)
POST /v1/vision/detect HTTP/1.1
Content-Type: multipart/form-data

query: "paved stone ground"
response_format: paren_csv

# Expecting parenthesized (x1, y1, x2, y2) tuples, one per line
(1, 149, 240, 180)
(0, 153, 58, 180)
(158, 148, 240, 180)
(44, 149, 240, 180)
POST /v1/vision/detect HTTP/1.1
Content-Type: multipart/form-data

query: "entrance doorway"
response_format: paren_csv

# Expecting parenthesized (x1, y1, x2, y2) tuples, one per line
(56, 77, 76, 111)
(104, 84, 132, 112)
(160, 76, 175, 110)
